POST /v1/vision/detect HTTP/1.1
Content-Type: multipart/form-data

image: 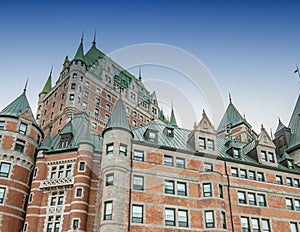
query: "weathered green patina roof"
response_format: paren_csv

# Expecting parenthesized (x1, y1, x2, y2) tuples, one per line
(168, 108, 178, 128)
(275, 118, 288, 134)
(0, 91, 37, 125)
(158, 108, 168, 123)
(39, 132, 52, 150)
(288, 94, 300, 150)
(73, 40, 85, 63)
(217, 100, 250, 133)
(84, 42, 105, 68)
(278, 152, 294, 163)
(40, 70, 52, 95)
(104, 97, 131, 132)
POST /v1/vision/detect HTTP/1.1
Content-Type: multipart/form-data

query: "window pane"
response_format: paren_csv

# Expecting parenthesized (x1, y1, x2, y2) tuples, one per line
(203, 183, 212, 197)
(132, 205, 143, 223)
(205, 211, 214, 228)
(133, 150, 144, 161)
(178, 210, 188, 227)
(176, 158, 185, 168)
(165, 208, 175, 226)
(165, 181, 174, 194)
(177, 182, 187, 196)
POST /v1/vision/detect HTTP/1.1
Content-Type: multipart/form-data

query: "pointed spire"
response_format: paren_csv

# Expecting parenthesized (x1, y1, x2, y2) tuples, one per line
(103, 98, 131, 134)
(39, 132, 52, 151)
(23, 78, 28, 94)
(81, 31, 84, 43)
(40, 67, 52, 95)
(138, 66, 142, 81)
(93, 30, 96, 46)
(169, 105, 178, 127)
(229, 92, 232, 104)
(73, 34, 85, 63)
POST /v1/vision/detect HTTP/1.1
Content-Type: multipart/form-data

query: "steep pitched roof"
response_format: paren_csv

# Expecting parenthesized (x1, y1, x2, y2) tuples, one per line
(84, 43, 105, 68)
(0, 91, 37, 125)
(39, 132, 52, 150)
(217, 99, 249, 133)
(73, 40, 85, 63)
(275, 118, 288, 134)
(40, 70, 52, 95)
(104, 97, 131, 132)
(288, 94, 300, 149)
(168, 108, 178, 128)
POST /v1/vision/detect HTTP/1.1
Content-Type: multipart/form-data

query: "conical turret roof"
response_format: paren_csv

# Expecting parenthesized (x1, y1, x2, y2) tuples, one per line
(73, 39, 85, 63)
(40, 69, 52, 95)
(288, 94, 300, 150)
(168, 108, 178, 128)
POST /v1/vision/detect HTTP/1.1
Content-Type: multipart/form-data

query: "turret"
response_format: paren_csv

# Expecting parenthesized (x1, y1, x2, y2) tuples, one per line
(100, 97, 133, 232)
(0, 86, 43, 232)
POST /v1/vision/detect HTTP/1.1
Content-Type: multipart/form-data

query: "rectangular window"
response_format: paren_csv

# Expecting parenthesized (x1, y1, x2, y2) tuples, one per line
(276, 175, 283, 185)
(133, 150, 144, 161)
(262, 219, 270, 232)
(71, 83, 76, 89)
(175, 157, 185, 168)
(165, 208, 175, 226)
(164, 180, 175, 194)
(19, 123, 27, 135)
(104, 201, 113, 220)
(76, 188, 83, 197)
(133, 176, 144, 190)
(119, 144, 127, 156)
(199, 137, 206, 149)
(287, 177, 293, 186)
(177, 182, 187, 196)
(205, 211, 214, 228)
(0, 187, 6, 203)
(106, 144, 113, 155)
(221, 212, 227, 229)
(207, 139, 214, 151)
(132, 205, 143, 223)
(0, 121, 5, 130)
(0, 162, 11, 178)
(105, 104, 111, 111)
(50, 191, 64, 206)
(148, 131, 157, 142)
(238, 191, 246, 204)
(69, 94, 74, 100)
(203, 183, 212, 197)
(79, 162, 85, 171)
(249, 170, 256, 180)
(106, 173, 114, 186)
(295, 199, 300, 211)
(94, 108, 99, 116)
(47, 215, 61, 232)
(219, 184, 224, 198)
(251, 218, 260, 232)
(286, 198, 294, 210)
(248, 192, 256, 205)
(257, 172, 264, 182)
(258, 194, 266, 206)
(268, 152, 274, 163)
(231, 167, 238, 177)
(178, 210, 188, 227)
(290, 222, 299, 232)
(72, 219, 79, 229)
(95, 97, 100, 105)
(261, 151, 267, 161)
(240, 169, 247, 179)
(14, 139, 25, 153)
(84, 91, 89, 98)
(204, 163, 213, 172)
(294, 179, 300, 188)
(233, 148, 240, 158)
(164, 155, 173, 166)
(241, 217, 250, 232)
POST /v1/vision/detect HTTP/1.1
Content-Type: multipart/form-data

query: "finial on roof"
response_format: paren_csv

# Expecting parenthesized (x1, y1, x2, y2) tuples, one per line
(23, 78, 28, 94)
(261, 124, 264, 129)
(294, 65, 300, 78)
(138, 66, 142, 81)
(229, 92, 232, 103)
(270, 128, 273, 139)
(81, 31, 84, 43)
(93, 30, 96, 46)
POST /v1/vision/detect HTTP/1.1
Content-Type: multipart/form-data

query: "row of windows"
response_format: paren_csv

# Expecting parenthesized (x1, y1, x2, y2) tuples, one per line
(103, 201, 226, 229)
(0, 121, 28, 136)
(276, 175, 300, 188)
(238, 191, 267, 206)
(291, 222, 300, 232)
(241, 216, 270, 232)
(199, 137, 215, 151)
(231, 167, 265, 181)
(260, 150, 275, 163)
(286, 197, 300, 211)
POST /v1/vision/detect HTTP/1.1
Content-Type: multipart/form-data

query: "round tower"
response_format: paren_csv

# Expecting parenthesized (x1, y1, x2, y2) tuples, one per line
(0, 89, 43, 232)
(100, 97, 133, 232)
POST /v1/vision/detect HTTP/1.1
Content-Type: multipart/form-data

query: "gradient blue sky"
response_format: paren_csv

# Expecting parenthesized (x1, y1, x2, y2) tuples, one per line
(0, 0, 299, 134)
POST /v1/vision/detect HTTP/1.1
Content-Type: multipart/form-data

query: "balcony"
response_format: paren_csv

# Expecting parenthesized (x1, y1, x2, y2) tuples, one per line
(40, 177, 74, 189)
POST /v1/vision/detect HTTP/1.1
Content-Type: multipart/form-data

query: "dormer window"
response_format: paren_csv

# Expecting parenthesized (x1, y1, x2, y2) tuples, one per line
(199, 138, 206, 150)
(287, 160, 294, 169)
(261, 151, 267, 162)
(225, 124, 232, 134)
(149, 131, 157, 142)
(207, 139, 214, 151)
(164, 127, 174, 137)
(233, 148, 240, 158)
(60, 133, 72, 148)
(268, 152, 275, 163)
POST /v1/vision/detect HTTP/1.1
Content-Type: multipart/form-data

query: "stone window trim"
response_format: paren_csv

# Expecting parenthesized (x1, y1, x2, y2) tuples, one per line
(203, 183, 213, 197)
(205, 210, 215, 228)
(0, 186, 5, 204)
(237, 190, 267, 207)
(72, 218, 80, 230)
(132, 204, 144, 224)
(78, 161, 86, 172)
(104, 201, 113, 220)
(164, 179, 188, 197)
(0, 162, 11, 178)
(164, 207, 189, 228)
(75, 187, 84, 198)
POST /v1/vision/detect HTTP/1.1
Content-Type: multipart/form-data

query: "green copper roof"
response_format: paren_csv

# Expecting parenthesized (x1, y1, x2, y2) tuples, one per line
(158, 108, 168, 123)
(73, 40, 85, 63)
(39, 132, 52, 150)
(169, 108, 178, 127)
(0, 91, 37, 125)
(278, 152, 294, 163)
(275, 118, 288, 134)
(217, 100, 249, 133)
(288, 94, 300, 149)
(84, 43, 105, 68)
(104, 97, 131, 132)
(40, 70, 52, 95)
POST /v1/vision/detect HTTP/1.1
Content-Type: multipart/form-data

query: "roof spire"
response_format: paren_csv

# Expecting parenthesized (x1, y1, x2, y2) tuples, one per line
(138, 66, 142, 81)
(229, 92, 232, 104)
(81, 31, 84, 43)
(23, 78, 28, 94)
(93, 30, 96, 46)
(169, 103, 178, 127)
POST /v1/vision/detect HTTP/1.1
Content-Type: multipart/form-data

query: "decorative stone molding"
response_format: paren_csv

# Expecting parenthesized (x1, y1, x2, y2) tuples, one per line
(40, 177, 74, 189)
(0, 152, 34, 170)
(47, 159, 76, 166)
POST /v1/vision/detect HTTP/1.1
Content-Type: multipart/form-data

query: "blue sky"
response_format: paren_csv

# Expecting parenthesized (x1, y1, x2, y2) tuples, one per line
(0, 0, 299, 133)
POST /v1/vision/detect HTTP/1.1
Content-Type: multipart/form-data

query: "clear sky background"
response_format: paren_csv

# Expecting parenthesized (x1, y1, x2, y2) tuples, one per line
(0, 0, 299, 134)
